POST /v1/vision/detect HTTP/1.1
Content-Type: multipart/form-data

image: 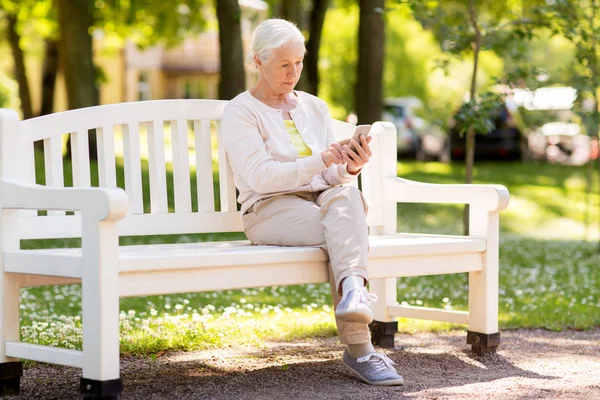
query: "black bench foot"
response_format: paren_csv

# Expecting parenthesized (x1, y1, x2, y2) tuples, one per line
(467, 331, 500, 355)
(80, 377, 122, 399)
(0, 361, 23, 396)
(369, 320, 398, 348)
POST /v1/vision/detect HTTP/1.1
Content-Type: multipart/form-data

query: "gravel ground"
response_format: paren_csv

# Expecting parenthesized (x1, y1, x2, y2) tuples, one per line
(5, 329, 600, 399)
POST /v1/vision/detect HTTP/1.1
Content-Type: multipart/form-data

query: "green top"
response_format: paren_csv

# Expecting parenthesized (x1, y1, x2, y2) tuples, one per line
(284, 119, 312, 158)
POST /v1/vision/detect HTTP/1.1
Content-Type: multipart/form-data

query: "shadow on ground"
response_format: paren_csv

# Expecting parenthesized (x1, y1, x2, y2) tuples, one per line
(10, 329, 598, 400)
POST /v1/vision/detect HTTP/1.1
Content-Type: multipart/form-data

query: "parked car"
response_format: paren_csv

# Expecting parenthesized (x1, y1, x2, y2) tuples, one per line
(530, 122, 591, 165)
(449, 101, 528, 161)
(383, 97, 450, 162)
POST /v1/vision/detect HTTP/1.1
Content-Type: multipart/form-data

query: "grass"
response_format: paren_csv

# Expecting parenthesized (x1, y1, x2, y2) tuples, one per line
(17, 155, 600, 355)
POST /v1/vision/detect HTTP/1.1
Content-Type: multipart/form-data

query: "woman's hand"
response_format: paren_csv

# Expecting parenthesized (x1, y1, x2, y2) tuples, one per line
(336, 135, 372, 175)
(321, 145, 343, 167)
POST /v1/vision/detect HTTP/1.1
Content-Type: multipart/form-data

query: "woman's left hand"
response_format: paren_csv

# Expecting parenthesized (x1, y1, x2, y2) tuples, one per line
(333, 135, 372, 175)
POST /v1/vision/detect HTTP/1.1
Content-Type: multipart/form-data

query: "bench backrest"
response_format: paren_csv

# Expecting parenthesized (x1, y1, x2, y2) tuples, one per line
(0, 100, 395, 240)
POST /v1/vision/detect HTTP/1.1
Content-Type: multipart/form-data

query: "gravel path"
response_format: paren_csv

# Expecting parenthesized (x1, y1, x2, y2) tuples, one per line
(6, 329, 600, 399)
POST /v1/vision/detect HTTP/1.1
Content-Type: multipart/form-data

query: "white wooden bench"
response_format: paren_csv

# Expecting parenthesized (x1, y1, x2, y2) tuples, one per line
(0, 100, 509, 399)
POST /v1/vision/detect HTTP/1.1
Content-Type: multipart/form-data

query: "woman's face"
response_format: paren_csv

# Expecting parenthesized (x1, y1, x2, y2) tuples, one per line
(256, 42, 305, 95)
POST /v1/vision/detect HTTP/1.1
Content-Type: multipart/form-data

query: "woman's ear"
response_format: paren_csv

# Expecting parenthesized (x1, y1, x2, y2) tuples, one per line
(254, 55, 262, 70)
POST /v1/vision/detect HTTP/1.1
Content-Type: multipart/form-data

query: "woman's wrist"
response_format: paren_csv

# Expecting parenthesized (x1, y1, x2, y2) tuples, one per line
(346, 165, 362, 175)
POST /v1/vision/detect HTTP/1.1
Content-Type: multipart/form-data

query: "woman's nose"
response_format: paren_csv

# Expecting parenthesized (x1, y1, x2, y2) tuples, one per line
(289, 65, 298, 78)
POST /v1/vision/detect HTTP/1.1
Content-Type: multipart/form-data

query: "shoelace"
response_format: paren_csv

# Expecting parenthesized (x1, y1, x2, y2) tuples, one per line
(356, 352, 396, 372)
(359, 287, 378, 304)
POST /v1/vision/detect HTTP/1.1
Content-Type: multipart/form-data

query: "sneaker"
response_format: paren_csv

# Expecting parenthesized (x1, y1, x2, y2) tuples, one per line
(343, 350, 404, 386)
(335, 288, 378, 324)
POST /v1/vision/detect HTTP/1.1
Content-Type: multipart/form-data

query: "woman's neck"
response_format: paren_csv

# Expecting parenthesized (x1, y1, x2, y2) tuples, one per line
(251, 78, 293, 108)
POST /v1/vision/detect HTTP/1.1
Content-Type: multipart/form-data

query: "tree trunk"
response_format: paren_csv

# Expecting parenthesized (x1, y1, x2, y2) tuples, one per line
(40, 39, 59, 116)
(464, 0, 482, 236)
(56, 0, 98, 110)
(301, 0, 328, 95)
(216, 0, 246, 100)
(356, 0, 385, 124)
(283, 0, 302, 27)
(56, 0, 98, 158)
(6, 13, 34, 120)
(35, 39, 59, 153)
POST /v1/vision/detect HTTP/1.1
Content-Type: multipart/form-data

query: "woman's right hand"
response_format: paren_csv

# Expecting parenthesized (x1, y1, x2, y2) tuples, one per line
(321, 145, 343, 167)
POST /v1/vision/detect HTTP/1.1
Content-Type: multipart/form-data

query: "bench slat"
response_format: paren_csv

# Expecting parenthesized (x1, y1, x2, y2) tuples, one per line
(4, 250, 81, 278)
(97, 125, 117, 188)
(20, 141, 37, 217)
(359, 127, 383, 230)
(194, 119, 215, 212)
(147, 120, 168, 213)
(7, 236, 484, 297)
(17, 211, 244, 239)
(387, 305, 469, 324)
(122, 122, 144, 214)
(43, 135, 65, 216)
(217, 120, 237, 212)
(170, 120, 192, 213)
(19, 100, 228, 142)
(71, 130, 91, 187)
(9, 236, 485, 272)
(5, 342, 83, 368)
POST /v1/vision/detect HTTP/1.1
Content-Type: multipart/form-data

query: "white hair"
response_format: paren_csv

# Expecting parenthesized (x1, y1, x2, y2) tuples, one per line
(251, 19, 305, 63)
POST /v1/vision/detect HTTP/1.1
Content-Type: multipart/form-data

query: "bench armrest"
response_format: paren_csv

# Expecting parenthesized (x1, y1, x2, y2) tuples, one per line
(384, 176, 510, 212)
(1, 178, 129, 221)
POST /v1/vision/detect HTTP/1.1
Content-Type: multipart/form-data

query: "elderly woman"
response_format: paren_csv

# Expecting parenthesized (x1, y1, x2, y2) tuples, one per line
(222, 19, 403, 386)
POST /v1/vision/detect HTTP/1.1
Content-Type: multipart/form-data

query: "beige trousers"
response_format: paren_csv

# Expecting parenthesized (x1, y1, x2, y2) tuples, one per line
(242, 185, 371, 345)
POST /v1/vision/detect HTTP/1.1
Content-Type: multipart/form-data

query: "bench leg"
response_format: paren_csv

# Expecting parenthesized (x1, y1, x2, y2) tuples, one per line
(467, 208, 501, 355)
(467, 266, 500, 355)
(1, 210, 22, 395)
(80, 220, 122, 399)
(0, 362, 22, 396)
(467, 331, 501, 355)
(369, 278, 398, 348)
(80, 378, 122, 399)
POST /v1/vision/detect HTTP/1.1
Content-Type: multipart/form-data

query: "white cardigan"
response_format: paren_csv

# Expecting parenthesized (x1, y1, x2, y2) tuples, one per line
(222, 90, 358, 214)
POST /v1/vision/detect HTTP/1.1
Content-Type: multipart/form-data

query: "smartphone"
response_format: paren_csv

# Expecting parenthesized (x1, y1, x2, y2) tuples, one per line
(350, 124, 371, 151)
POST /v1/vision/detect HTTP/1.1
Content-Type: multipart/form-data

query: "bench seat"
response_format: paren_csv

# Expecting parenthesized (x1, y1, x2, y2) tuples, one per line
(6, 234, 485, 297)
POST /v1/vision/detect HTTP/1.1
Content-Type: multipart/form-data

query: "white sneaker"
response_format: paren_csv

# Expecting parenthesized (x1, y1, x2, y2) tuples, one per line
(343, 350, 404, 386)
(335, 288, 378, 324)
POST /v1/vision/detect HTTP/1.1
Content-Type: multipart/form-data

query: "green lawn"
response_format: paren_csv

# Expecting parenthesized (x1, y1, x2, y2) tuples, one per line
(18, 157, 600, 355)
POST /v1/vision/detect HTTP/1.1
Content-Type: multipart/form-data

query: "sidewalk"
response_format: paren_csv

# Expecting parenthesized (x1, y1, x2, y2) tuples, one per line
(6, 329, 600, 399)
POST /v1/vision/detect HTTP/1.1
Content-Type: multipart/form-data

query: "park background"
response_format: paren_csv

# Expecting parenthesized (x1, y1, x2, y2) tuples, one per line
(0, 0, 599, 358)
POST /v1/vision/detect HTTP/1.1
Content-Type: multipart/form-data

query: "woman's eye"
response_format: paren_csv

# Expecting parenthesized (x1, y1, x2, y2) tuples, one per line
(296, 61, 303, 65)
(282, 64, 289, 67)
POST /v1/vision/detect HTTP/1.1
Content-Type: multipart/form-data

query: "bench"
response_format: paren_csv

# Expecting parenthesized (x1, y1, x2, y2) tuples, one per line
(0, 100, 509, 399)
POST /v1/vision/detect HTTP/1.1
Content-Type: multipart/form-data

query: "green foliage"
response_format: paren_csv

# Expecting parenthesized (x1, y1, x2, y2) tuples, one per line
(400, 0, 560, 138)
(0, 70, 18, 109)
(318, 5, 358, 118)
(320, 4, 469, 123)
(383, 4, 435, 105)
(96, 0, 209, 48)
(453, 91, 502, 136)
(548, 0, 600, 136)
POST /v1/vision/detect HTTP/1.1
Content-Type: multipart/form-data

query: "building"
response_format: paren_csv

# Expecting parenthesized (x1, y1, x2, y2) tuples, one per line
(27, 0, 268, 113)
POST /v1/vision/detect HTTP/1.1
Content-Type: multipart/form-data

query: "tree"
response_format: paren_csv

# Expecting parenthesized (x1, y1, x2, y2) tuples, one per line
(550, 0, 600, 246)
(407, 0, 552, 233)
(356, 0, 385, 124)
(216, 0, 246, 100)
(302, 0, 329, 95)
(283, 0, 302, 26)
(0, 1, 35, 119)
(56, 0, 97, 111)
(39, 38, 58, 116)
